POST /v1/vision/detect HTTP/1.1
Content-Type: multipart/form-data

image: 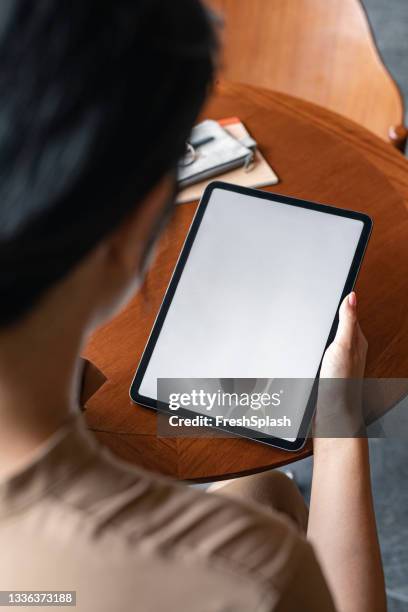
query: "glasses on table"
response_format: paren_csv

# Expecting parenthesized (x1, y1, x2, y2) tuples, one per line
(179, 136, 215, 167)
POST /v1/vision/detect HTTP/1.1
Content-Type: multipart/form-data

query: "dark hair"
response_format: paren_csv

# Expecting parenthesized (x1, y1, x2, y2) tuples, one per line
(0, 0, 217, 326)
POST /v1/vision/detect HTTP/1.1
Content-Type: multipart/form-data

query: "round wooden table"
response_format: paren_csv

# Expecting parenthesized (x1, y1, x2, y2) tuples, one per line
(83, 82, 408, 482)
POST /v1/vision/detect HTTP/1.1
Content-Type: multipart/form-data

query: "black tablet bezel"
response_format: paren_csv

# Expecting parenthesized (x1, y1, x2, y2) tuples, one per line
(130, 181, 373, 452)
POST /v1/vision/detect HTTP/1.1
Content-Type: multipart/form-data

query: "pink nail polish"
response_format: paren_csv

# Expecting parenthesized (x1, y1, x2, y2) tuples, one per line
(348, 292, 357, 307)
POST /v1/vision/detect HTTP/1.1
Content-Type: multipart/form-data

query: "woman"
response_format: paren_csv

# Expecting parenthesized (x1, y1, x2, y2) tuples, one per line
(0, 1, 386, 610)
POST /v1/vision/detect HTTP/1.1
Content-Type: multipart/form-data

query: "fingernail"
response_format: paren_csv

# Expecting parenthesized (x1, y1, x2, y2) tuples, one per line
(348, 292, 357, 308)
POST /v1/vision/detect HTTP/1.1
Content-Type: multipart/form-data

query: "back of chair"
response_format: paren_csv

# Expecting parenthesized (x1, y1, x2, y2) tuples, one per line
(207, 0, 407, 150)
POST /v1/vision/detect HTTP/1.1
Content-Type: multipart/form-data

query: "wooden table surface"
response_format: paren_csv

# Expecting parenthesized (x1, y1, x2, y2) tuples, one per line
(83, 81, 408, 482)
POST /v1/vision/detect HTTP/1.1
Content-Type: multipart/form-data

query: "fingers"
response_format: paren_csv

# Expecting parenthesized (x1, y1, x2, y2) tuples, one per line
(319, 292, 367, 380)
(334, 292, 357, 348)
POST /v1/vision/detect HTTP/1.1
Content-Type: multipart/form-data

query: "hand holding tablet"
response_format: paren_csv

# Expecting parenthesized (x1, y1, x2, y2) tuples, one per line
(130, 182, 372, 451)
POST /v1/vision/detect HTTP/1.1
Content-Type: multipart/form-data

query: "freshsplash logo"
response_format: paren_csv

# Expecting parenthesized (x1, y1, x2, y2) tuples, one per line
(168, 389, 284, 412)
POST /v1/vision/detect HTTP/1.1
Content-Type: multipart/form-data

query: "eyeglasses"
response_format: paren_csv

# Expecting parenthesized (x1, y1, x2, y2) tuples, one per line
(180, 142, 197, 167)
(179, 136, 215, 167)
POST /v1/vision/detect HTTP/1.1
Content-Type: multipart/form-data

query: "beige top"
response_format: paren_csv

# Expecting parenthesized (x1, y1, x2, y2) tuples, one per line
(0, 415, 335, 611)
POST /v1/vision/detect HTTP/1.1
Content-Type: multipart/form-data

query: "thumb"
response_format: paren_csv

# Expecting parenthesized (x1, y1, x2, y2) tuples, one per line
(334, 292, 357, 347)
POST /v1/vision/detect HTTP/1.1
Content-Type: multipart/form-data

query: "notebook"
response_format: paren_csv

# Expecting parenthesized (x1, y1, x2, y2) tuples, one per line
(178, 119, 253, 188)
(176, 117, 279, 204)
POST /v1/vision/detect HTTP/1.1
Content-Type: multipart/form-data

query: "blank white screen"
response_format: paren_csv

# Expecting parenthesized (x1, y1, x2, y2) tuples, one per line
(139, 188, 363, 399)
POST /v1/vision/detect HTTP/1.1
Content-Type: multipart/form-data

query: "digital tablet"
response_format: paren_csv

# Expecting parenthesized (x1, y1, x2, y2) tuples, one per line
(130, 182, 372, 451)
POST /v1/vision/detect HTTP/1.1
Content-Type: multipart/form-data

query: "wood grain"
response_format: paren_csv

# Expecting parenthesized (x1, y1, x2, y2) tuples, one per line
(83, 82, 408, 482)
(206, 0, 407, 148)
